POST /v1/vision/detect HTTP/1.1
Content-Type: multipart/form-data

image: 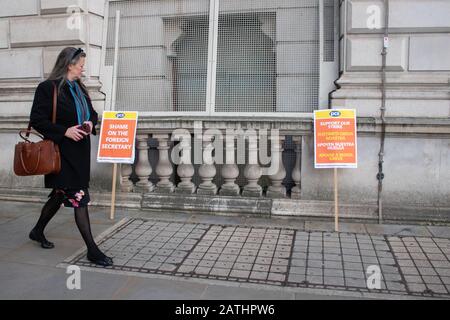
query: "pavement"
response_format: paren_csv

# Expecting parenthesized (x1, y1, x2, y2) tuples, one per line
(0, 199, 449, 300)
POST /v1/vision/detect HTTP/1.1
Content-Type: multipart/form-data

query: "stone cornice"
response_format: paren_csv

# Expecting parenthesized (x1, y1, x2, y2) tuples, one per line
(1, 115, 449, 137)
(332, 88, 450, 100)
(0, 79, 106, 101)
(333, 72, 450, 100)
(336, 72, 450, 86)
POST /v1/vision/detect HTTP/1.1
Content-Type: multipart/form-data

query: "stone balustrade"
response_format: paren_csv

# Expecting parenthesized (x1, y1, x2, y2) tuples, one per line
(118, 117, 311, 199)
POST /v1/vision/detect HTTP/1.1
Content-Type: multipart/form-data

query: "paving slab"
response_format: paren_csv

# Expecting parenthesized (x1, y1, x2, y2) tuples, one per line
(305, 221, 335, 232)
(365, 224, 432, 237)
(111, 276, 208, 300)
(1, 239, 84, 267)
(427, 226, 450, 238)
(200, 284, 296, 300)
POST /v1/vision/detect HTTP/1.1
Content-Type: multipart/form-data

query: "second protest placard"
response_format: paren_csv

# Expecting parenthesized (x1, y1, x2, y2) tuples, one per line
(314, 109, 357, 169)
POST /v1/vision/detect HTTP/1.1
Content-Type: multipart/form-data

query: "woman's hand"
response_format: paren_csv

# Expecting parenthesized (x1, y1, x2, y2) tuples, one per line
(65, 125, 88, 141)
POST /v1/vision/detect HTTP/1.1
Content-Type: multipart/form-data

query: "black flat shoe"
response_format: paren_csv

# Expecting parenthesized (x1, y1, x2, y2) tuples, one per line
(29, 229, 54, 249)
(87, 253, 113, 267)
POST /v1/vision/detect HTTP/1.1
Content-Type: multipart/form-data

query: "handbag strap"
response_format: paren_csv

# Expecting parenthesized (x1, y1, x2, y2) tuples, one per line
(52, 82, 57, 123)
(19, 130, 44, 141)
(26, 82, 58, 138)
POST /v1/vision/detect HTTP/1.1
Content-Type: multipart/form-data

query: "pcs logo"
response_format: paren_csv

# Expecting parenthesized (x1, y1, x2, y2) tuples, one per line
(329, 111, 341, 117)
(115, 113, 125, 119)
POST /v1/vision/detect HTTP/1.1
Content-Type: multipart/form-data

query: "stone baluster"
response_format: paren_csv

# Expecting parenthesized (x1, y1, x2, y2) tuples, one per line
(154, 134, 174, 193)
(291, 136, 302, 199)
(266, 135, 286, 198)
(197, 132, 217, 195)
(175, 134, 196, 194)
(120, 163, 134, 192)
(242, 132, 262, 197)
(135, 134, 154, 192)
(219, 134, 240, 196)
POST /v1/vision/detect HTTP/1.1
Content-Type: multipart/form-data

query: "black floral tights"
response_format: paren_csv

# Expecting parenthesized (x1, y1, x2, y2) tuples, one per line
(33, 192, 106, 260)
(73, 206, 107, 259)
(32, 191, 65, 238)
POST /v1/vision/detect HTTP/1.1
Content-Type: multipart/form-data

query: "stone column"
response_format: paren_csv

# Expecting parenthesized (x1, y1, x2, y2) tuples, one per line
(175, 134, 196, 194)
(197, 132, 217, 195)
(120, 163, 134, 192)
(266, 135, 286, 198)
(219, 135, 240, 196)
(242, 132, 262, 197)
(291, 136, 302, 199)
(135, 134, 154, 192)
(154, 134, 174, 193)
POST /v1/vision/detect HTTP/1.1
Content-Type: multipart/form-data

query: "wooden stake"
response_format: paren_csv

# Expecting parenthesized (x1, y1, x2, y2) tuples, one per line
(110, 163, 117, 220)
(334, 168, 339, 232)
(109, 11, 120, 221)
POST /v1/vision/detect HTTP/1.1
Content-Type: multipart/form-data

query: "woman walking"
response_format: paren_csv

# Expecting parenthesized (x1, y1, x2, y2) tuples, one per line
(28, 47, 113, 267)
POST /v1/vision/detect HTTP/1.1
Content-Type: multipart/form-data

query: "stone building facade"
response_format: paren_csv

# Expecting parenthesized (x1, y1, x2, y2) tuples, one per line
(0, 0, 449, 223)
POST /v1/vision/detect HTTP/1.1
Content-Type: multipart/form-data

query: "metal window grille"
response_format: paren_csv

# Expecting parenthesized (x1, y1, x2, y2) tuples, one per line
(323, 0, 335, 62)
(104, 0, 338, 114)
(214, 12, 276, 113)
(105, 0, 210, 112)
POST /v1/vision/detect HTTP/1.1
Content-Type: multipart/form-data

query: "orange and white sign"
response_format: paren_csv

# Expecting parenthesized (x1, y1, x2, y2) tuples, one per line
(97, 111, 138, 164)
(314, 109, 357, 169)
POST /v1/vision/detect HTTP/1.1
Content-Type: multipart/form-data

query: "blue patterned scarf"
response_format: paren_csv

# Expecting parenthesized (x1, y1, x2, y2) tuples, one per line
(67, 80, 90, 125)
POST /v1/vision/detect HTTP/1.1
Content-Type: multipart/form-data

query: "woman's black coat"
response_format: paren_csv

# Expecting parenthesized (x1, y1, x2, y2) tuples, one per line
(30, 78, 98, 189)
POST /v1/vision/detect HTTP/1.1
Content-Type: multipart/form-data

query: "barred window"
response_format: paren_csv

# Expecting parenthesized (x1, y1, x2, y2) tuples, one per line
(172, 17, 209, 112)
(215, 13, 276, 113)
(104, 0, 338, 114)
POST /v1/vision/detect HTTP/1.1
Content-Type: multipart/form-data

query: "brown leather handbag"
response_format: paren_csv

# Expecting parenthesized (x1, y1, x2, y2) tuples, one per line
(14, 84, 61, 176)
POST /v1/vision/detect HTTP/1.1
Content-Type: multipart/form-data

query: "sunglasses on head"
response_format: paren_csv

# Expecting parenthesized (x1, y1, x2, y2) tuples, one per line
(71, 48, 84, 60)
